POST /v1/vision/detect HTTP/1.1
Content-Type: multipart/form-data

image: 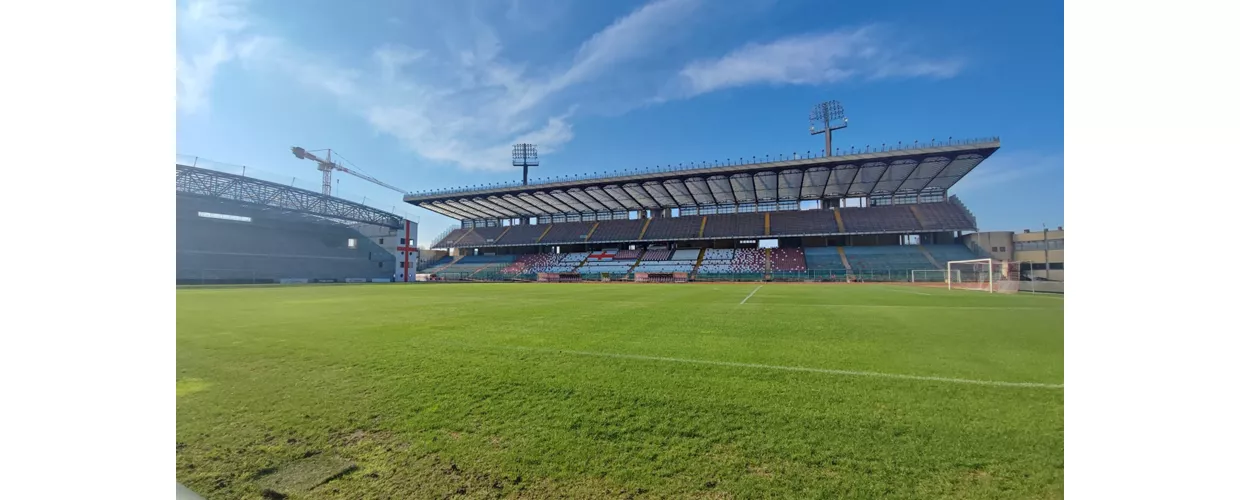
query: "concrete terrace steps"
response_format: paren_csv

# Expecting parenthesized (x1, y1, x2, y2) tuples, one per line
(691, 248, 707, 277)
(536, 224, 554, 243)
(837, 247, 853, 273)
(492, 226, 512, 244)
(909, 205, 929, 229)
(918, 244, 942, 269)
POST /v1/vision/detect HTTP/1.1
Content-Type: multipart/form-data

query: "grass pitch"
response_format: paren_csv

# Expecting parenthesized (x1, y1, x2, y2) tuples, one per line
(176, 283, 1064, 499)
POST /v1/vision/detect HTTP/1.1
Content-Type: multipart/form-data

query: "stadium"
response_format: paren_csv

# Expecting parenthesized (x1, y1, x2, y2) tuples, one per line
(175, 106, 1064, 498)
(407, 134, 1062, 292)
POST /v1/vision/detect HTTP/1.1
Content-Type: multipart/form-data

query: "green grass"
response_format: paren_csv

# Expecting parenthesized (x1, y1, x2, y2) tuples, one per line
(177, 283, 1063, 499)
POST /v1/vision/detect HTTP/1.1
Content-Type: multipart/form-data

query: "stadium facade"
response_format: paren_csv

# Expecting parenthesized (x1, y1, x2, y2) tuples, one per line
(405, 138, 1008, 283)
(175, 163, 419, 284)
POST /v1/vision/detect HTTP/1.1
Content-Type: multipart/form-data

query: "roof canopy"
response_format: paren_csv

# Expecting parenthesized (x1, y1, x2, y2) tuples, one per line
(405, 140, 999, 221)
(177, 164, 407, 228)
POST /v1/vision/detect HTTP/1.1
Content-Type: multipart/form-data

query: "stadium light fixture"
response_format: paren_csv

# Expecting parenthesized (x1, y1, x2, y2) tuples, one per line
(512, 143, 539, 186)
(809, 100, 849, 157)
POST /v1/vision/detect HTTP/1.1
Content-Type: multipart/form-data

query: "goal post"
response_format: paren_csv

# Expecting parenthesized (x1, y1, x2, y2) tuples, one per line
(911, 269, 960, 284)
(946, 258, 1021, 293)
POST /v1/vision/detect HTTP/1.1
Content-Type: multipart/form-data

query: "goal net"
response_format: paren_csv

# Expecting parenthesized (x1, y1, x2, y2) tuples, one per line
(910, 269, 960, 284)
(946, 258, 1021, 293)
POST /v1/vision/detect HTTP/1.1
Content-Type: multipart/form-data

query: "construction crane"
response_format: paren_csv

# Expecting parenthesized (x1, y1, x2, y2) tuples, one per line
(290, 146, 406, 196)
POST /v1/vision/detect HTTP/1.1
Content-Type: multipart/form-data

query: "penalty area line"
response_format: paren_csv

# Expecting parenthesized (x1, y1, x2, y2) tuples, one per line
(739, 285, 763, 305)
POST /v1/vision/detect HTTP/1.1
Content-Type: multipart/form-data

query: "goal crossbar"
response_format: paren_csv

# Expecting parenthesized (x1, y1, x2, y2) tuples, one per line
(946, 258, 1020, 293)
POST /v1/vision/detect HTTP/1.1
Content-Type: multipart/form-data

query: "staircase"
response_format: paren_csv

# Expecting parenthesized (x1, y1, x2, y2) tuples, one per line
(535, 224, 554, 243)
(492, 226, 512, 244)
(584, 222, 600, 241)
(764, 248, 772, 273)
(625, 249, 647, 274)
(833, 210, 846, 233)
(909, 205, 929, 229)
(698, 216, 708, 238)
(918, 244, 943, 269)
(691, 248, 707, 277)
(764, 213, 771, 236)
(452, 228, 475, 246)
(637, 218, 652, 240)
(836, 247, 853, 274)
(569, 253, 591, 272)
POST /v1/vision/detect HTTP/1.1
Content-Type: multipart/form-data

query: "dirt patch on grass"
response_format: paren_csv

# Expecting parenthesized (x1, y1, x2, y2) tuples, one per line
(746, 464, 773, 478)
(256, 454, 357, 496)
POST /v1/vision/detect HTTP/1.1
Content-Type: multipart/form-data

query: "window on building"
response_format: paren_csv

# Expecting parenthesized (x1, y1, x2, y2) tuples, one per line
(378, 238, 384, 244)
(991, 246, 998, 252)
(1000, 246, 1006, 252)
(348, 238, 358, 249)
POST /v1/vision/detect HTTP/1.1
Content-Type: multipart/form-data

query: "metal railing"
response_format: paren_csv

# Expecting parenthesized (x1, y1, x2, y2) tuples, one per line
(176, 154, 420, 224)
(406, 136, 1000, 197)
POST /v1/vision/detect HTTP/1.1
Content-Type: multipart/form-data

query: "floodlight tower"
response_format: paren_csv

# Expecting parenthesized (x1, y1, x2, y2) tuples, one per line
(809, 100, 849, 156)
(512, 143, 539, 185)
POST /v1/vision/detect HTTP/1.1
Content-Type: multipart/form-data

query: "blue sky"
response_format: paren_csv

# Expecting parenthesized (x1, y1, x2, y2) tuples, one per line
(176, 0, 1064, 246)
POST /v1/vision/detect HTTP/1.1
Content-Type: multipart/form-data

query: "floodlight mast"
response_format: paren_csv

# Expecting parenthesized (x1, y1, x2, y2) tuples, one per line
(512, 143, 539, 185)
(809, 100, 849, 156)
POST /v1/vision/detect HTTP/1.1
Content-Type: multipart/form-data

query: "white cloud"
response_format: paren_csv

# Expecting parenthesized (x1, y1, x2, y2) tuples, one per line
(235, 0, 701, 172)
(177, 1, 966, 173)
(176, 0, 261, 114)
(669, 26, 964, 98)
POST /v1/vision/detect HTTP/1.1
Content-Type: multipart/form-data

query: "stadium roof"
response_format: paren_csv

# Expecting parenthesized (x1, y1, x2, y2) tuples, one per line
(176, 164, 407, 228)
(404, 138, 999, 221)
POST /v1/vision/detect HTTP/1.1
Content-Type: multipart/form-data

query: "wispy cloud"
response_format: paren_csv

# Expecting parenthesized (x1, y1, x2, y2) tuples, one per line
(178, 1, 965, 172)
(667, 26, 964, 99)
(238, 0, 702, 172)
(176, 0, 262, 114)
(952, 151, 1063, 194)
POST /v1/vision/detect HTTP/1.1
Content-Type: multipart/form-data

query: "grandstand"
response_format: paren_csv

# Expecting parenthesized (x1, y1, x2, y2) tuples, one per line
(176, 163, 417, 284)
(407, 138, 1001, 282)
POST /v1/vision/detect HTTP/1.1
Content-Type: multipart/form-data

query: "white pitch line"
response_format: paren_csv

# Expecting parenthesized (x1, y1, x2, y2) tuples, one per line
(883, 287, 932, 296)
(739, 285, 763, 305)
(454, 344, 1063, 389)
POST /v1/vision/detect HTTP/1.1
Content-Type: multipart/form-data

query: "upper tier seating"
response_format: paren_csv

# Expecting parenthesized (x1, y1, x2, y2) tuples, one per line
(539, 222, 596, 244)
(431, 200, 979, 248)
(432, 228, 469, 248)
(839, 205, 919, 233)
(701, 213, 765, 238)
(643, 217, 704, 241)
(769, 210, 838, 236)
(916, 202, 975, 230)
(588, 219, 646, 242)
(497, 224, 547, 245)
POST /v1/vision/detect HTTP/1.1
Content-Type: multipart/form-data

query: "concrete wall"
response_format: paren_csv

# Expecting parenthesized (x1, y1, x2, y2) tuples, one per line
(962, 231, 1014, 260)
